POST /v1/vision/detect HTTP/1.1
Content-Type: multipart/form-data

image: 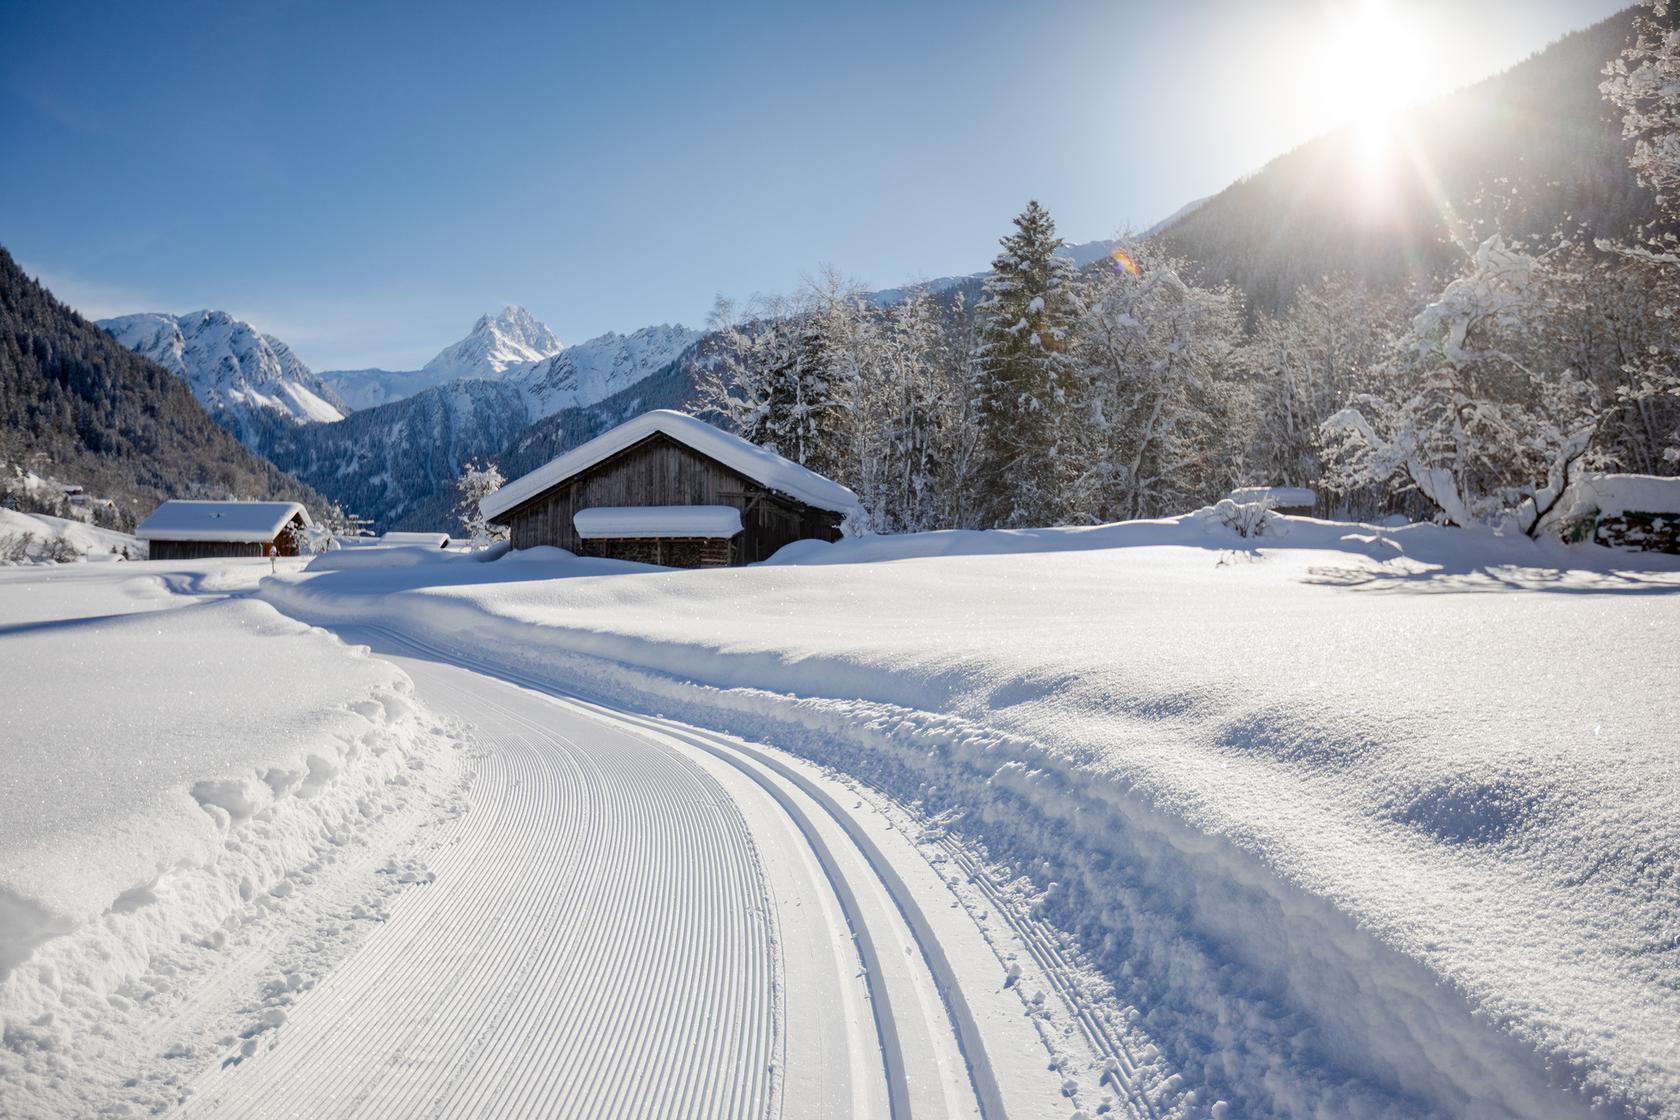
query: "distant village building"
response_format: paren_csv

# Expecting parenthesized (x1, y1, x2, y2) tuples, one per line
(137, 500, 313, 560)
(380, 531, 451, 548)
(1228, 486, 1318, 516)
(481, 410, 859, 568)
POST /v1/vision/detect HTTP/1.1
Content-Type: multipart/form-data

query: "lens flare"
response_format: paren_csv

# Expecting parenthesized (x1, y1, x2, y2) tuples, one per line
(1111, 248, 1142, 277)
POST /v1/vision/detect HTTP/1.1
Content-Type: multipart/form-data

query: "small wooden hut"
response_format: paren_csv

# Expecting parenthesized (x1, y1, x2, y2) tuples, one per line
(480, 410, 859, 568)
(137, 500, 312, 560)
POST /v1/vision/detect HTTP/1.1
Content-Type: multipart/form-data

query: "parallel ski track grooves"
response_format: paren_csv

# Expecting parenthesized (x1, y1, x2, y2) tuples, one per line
(358, 624, 1005, 1120)
(928, 830, 1156, 1118)
(189, 646, 777, 1120)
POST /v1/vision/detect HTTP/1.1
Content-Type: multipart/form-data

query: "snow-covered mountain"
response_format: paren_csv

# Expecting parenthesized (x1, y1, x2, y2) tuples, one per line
(321, 305, 565, 410)
(425, 305, 562, 379)
(266, 324, 701, 527)
(99, 310, 348, 431)
(516, 324, 699, 416)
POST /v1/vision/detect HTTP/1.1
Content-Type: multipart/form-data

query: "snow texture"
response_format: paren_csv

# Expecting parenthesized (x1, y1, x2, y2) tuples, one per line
(259, 512, 1680, 1120)
(482, 409, 862, 521)
(573, 505, 743, 539)
(136, 500, 311, 543)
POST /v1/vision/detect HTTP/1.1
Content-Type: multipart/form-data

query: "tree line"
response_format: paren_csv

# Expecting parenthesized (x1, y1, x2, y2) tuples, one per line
(694, 3, 1679, 537)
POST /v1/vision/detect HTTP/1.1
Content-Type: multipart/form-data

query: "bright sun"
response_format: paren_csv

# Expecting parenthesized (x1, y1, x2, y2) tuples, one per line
(1317, 0, 1430, 179)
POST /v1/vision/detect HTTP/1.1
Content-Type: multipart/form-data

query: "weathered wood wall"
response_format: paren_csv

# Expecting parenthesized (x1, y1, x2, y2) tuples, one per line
(147, 539, 268, 561)
(500, 433, 843, 566)
(145, 516, 305, 561)
(581, 537, 733, 567)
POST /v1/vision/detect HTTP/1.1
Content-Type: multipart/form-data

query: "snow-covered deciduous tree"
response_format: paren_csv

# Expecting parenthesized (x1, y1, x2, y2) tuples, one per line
(1070, 245, 1245, 521)
(1319, 237, 1603, 532)
(849, 286, 975, 532)
(1599, 1, 1680, 472)
(454, 461, 507, 549)
(1238, 277, 1406, 499)
(1602, 0, 1680, 222)
(973, 201, 1083, 527)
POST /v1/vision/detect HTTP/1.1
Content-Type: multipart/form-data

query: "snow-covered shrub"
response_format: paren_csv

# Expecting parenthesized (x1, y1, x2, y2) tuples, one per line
(454, 461, 509, 549)
(1207, 498, 1283, 539)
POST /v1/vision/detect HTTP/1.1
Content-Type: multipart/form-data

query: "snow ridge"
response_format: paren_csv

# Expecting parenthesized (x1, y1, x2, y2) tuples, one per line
(99, 310, 347, 425)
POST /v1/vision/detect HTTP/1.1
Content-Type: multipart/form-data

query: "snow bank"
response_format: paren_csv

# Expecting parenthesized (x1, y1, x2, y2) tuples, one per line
(0, 508, 138, 565)
(260, 514, 1680, 1120)
(0, 589, 467, 1114)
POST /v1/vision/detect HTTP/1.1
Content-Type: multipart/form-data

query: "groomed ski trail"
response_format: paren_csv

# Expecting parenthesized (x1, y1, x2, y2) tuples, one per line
(184, 623, 1106, 1118)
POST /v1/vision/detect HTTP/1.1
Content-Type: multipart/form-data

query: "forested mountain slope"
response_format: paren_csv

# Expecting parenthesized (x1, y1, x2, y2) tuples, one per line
(0, 247, 330, 527)
(1157, 10, 1657, 313)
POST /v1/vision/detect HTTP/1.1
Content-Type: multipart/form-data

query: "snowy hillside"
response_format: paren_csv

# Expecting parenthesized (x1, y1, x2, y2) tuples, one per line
(0, 507, 139, 564)
(99, 310, 348, 430)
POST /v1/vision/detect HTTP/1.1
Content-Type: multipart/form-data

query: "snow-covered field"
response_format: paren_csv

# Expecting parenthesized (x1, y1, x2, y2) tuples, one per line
(258, 515, 1680, 1119)
(3, 516, 1677, 1118)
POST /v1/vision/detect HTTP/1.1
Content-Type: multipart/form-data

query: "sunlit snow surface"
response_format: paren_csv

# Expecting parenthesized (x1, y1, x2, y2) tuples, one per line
(260, 512, 1680, 1119)
(3, 516, 1678, 1119)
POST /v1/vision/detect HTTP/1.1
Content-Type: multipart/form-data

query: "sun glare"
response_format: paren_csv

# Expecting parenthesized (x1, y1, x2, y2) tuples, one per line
(1317, 0, 1430, 184)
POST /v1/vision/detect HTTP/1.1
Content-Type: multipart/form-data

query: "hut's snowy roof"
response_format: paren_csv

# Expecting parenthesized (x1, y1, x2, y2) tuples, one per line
(136, 500, 311, 542)
(380, 531, 451, 548)
(481, 410, 860, 521)
(1566, 474, 1680, 518)
(573, 505, 744, 540)
(1229, 486, 1317, 508)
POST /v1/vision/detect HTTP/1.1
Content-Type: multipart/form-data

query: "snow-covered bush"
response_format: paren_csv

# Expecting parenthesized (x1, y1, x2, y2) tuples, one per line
(454, 461, 509, 549)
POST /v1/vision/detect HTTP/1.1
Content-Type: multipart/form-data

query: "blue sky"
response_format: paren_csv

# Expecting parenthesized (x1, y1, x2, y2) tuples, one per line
(0, 0, 1628, 370)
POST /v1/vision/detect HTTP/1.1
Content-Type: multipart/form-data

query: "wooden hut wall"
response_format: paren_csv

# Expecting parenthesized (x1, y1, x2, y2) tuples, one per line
(145, 516, 305, 561)
(501, 432, 843, 564)
(147, 539, 269, 561)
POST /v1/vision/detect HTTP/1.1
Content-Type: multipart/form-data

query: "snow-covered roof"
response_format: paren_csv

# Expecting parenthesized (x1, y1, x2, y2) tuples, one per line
(1565, 473, 1680, 518)
(573, 505, 744, 540)
(136, 500, 311, 542)
(481, 410, 860, 520)
(380, 531, 451, 548)
(1229, 486, 1317, 508)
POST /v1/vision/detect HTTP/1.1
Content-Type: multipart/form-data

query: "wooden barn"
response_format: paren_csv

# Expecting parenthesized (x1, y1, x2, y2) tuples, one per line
(480, 410, 860, 568)
(137, 500, 313, 561)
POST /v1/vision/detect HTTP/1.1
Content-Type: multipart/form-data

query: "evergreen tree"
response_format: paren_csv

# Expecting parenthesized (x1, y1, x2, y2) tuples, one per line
(973, 201, 1081, 527)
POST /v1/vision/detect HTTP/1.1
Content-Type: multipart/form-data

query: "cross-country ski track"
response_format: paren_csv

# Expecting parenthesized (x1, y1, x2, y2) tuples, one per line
(181, 622, 1115, 1119)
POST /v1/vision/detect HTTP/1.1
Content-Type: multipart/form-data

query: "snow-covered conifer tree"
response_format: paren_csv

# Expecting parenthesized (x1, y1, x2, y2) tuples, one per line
(973, 201, 1082, 527)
